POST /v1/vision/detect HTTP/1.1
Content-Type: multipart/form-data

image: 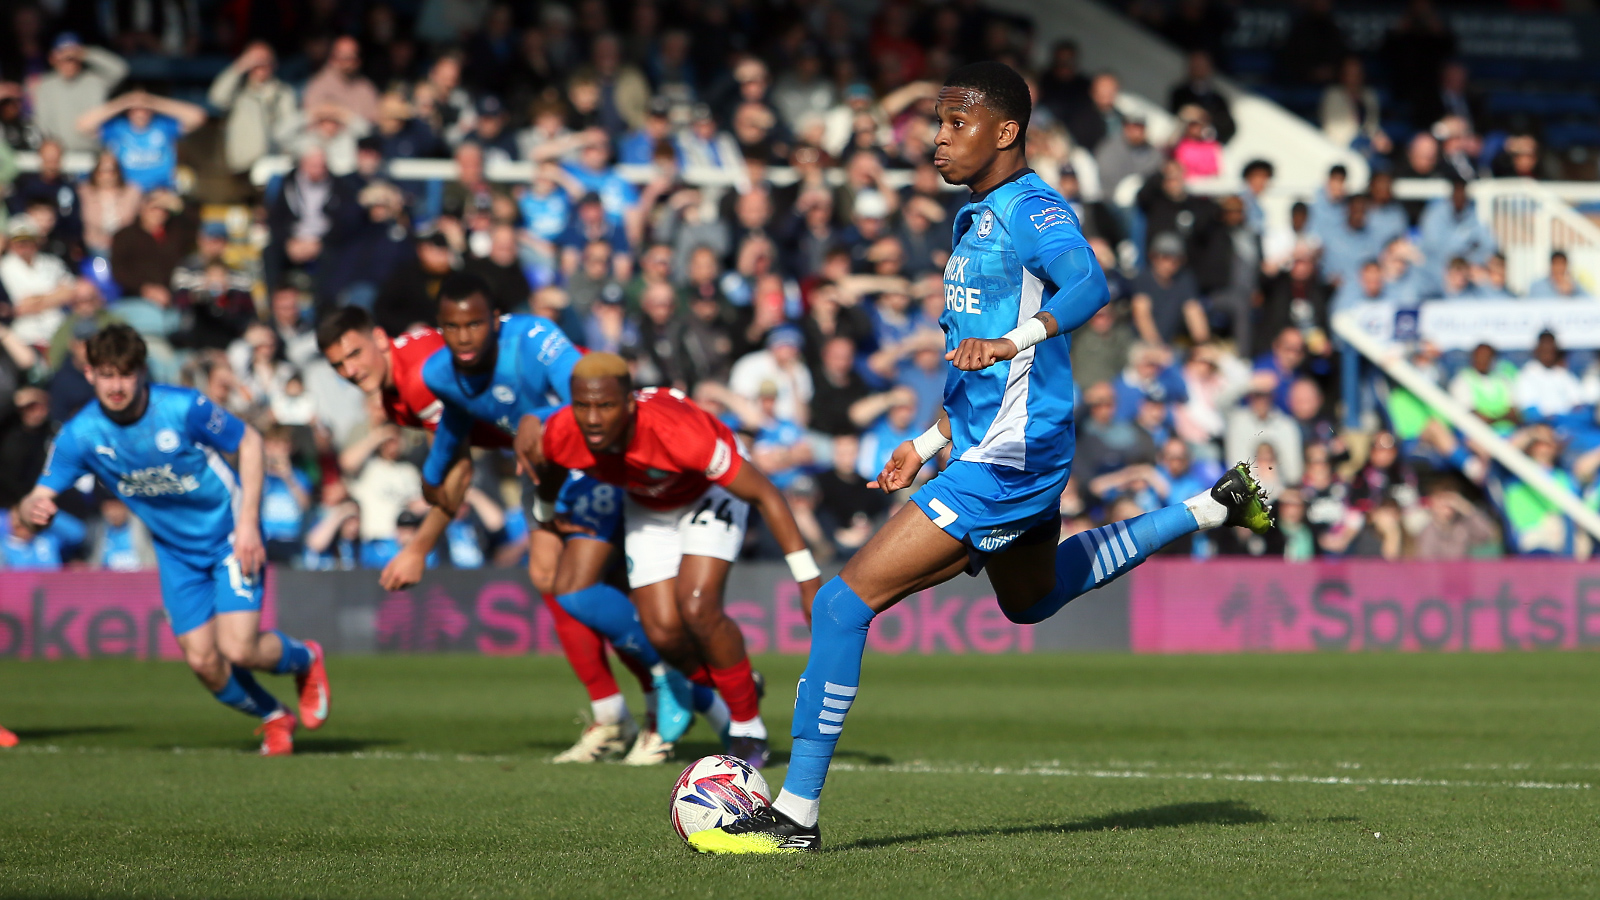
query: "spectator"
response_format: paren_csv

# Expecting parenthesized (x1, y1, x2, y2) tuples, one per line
(1472, 252, 1514, 299)
(670, 288, 738, 389)
(1273, 491, 1316, 561)
(463, 95, 519, 165)
(1527, 251, 1589, 299)
(0, 385, 51, 510)
(1225, 371, 1304, 485)
(1365, 171, 1408, 247)
(1333, 259, 1390, 313)
(855, 388, 923, 484)
(7, 140, 82, 254)
(265, 146, 359, 291)
(77, 151, 142, 258)
(342, 424, 421, 544)
(1319, 194, 1384, 286)
(1307, 164, 1348, 237)
(1515, 331, 1591, 427)
(1258, 243, 1333, 359)
(1076, 380, 1158, 484)
(110, 189, 193, 307)
(2, 501, 84, 569)
(1, 217, 76, 347)
(1130, 232, 1208, 348)
(1094, 116, 1161, 205)
(1071, 305, 1136, 391)
(208, 42, 298, 175)
(588, 33, 651, 136)
(465, 223, 531, 314)
(676, 103, 745, 182)
(729, 325, 813, 425)
(1136, 161, 1222, 262)
(0, 82, 42, 151)
(1239, 159, 1273, 237)
(1450, 343, 1520, 435)
(48, 320, 98, 421)
(303, 36, 380, 125)
(623, 280, 682, 387)
(1413, 60, 1483, 136)
(1262, 202, 1320, 275)
(372, 91, 442, 160)
(1320, 56, 1388, 156)
(1172, 105, 1222, 180)
(1288, 377, 1340, 453)
(1437, 256, 1478, 299)
(1415, 485, 1497, 560)
(1418, 179, 1496, 273)
(375, 227, 457, 337)
(1168, 50, 1234, 144)
(816, 433, 886, 557)
(619, 95, 675, 165)
(1112, 342, 1187, 424)
(748, 380, 814, 490)
(1502, 426, 1573, 555)
(303, 488, 362, 571)
(1278, 0, 1347, 86)
(1377, 237, 1430, 309)
(771, 45, 835, 135)
(417, 53, 477, 148)
(806, 335, 870, 436)
(1491, 134, 1547, 181)
(28, 34, 127, 155)
(1037, 39, 1091, 125)
(86, 495, 156, 570)
(260, 426, 312, 563)
(1061, 70, 1120, 154)
(75, 89, 206, 192)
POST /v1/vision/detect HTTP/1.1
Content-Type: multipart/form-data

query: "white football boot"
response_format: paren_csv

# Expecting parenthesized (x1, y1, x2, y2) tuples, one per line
(552, 717, 639, 763)
(621, 729, 676, 765)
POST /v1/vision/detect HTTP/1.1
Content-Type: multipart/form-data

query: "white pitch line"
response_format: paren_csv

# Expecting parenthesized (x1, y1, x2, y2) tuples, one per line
(3, 746, 1591, 790)
(827, 762, 1591, 791)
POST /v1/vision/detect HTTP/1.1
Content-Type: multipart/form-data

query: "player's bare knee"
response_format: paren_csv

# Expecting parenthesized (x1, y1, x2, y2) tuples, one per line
(216, 634, 259, 667)
(184, 646, 225, 682)
(676, 589, 725, 636)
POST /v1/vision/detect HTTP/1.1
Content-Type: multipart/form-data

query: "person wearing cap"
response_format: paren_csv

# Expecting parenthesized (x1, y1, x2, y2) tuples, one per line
(76, 89, 206, 192)
(110, 189, 195, 305)
(728, 324, 813, 424)
(208, 41, 298, 174)
(27, 34, 127, 154)
(460, 96, 519, 164)
(0, 217, 78, 348)
(1131, 231, 1208, 347)
(618, 95, 676, 165)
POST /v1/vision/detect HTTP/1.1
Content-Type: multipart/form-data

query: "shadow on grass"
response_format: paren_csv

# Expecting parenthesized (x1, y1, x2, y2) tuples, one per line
(12, 725, 131, 740)
(839, 800, 1271, 850)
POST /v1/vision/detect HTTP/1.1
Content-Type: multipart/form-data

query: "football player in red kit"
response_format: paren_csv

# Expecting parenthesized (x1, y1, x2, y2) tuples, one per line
(534, 352, 823, 767)
(316, 308, 655, 761)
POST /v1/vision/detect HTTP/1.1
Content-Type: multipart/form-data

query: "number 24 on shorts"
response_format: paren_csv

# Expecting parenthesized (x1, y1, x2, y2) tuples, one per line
(691, 498, 738, 528)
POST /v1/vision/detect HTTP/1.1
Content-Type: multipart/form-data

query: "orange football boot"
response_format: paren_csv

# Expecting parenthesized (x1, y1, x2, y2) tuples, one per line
(0, 723, 17, 748)
(256, 710, 297, 756)
(295, 641, 330, 730)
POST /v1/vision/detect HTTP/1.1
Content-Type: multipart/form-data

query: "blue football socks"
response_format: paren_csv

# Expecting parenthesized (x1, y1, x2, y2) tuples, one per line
(556, 584, 661, 667)
(271, 630, 313, 675)
(212, 667, 284, 719)
(775, 577, 876, 827)
(1008, 503, 1199, 625)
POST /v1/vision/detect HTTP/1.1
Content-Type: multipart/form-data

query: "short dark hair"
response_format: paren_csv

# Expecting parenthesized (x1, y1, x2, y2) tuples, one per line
(85, 323, 147, 372)
(1242, 159, 1274, 179)
(1329, 164, 1348, 179)
(1552, 250, 1569, 264)
(316, 305, 375, 352)
(943, 61, 1032, 142)
(439, 271, 493, 307)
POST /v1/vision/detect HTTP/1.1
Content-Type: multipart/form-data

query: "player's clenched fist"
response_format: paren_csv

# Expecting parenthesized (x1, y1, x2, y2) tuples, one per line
(22, 491, 57, 528)
(946, 336, 1019, 371)
(869, 440, 923, 493)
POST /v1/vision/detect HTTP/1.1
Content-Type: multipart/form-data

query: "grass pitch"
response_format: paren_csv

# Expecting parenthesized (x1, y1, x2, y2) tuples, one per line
(2, 652, 1598, 899)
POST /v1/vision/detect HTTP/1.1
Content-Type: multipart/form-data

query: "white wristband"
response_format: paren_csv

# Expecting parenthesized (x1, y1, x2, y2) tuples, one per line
(530, 494, 556, 524)
(785, 548, 821, 583)
(1000, 317, 1049, 354)
(910, 423, 951, 463)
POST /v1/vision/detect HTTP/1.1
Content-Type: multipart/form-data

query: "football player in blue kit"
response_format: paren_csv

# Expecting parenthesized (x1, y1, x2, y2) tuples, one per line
(422, 273, 725, 763)
(18, 325, 330, 756)
(689, 62, 1273, 853)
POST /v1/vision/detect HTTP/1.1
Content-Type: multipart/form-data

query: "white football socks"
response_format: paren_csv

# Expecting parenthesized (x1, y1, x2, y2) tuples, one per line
(702, 693, 732, 736)
(728, 716, 768, 740)
(591, 693, 629, 726)
(1185, 488, 1228, 530)
(774, 789, 820, 827)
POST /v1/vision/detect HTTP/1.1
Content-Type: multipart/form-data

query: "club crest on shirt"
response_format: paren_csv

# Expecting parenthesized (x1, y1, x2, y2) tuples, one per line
(493, 385, 515, 404)
(976, 208, 995, 239)
(155, 429, 180, 453)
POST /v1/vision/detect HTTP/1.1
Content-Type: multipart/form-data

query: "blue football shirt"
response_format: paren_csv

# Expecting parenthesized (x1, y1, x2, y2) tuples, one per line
(101, 114, 183, 191)
(939, 169, 1104, 475)
(39, 386, 249, 567)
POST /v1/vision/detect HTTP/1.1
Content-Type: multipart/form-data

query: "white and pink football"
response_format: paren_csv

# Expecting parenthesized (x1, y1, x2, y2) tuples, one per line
(668, 755, 772, 842)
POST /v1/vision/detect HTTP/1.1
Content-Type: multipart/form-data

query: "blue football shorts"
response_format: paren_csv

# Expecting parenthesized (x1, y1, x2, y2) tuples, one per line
(910, 459, 1068, 574)
(155, 546, 265, 636)
(555, 472, 624, 544)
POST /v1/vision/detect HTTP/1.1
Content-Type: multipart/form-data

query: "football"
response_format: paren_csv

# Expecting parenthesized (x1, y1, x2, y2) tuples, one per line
(668, 755, 772, 841)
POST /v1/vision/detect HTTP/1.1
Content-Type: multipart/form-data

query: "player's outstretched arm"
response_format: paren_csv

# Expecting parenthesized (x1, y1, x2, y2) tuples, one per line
(19, 484, 61, 530)
(232, 425, 267, 576)
(724, 462, 823, 619)
(382, 455, 473, 590)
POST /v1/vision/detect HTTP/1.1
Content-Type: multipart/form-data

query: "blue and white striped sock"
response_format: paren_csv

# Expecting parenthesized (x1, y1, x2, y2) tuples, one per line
(1008, 504, 1199, 625)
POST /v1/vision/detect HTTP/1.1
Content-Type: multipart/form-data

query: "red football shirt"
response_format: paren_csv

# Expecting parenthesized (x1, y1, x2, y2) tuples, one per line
(382, 327, 512, 448)
(542, 387, 743, 510)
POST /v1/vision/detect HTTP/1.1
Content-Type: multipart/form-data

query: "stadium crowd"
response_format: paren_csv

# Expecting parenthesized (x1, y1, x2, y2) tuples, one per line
(1, 0, 1598, 574)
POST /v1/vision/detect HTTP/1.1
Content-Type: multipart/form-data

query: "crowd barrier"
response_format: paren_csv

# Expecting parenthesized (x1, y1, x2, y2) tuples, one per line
(4, 560, 1598, 658)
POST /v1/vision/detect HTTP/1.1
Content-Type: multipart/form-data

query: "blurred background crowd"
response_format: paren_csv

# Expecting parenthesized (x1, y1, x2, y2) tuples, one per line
(3, 0, 1600, 575)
